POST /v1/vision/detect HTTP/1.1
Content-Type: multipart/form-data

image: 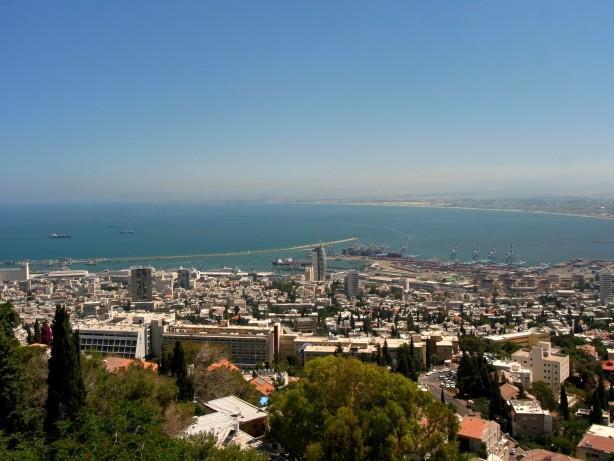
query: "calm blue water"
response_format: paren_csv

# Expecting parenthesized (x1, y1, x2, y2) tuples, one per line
(1, 202, 613, 271)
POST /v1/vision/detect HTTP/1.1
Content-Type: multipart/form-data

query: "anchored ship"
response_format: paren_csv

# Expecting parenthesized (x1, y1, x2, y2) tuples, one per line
(49, 233, 71, 239)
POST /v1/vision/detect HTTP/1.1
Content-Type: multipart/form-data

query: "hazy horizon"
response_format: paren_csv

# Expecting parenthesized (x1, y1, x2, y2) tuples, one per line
(2, 1, 614, 202)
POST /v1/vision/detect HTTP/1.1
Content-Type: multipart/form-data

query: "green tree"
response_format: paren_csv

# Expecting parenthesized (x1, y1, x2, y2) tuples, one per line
(529, 381, 558, 411)
(382, 339, 392, 366)
(589, 387, 603, 424)
(44, 305, 86, 440)
(269, 356, 463, 461)
(170, 341, 194, 402)
(0, 302, 29, 438)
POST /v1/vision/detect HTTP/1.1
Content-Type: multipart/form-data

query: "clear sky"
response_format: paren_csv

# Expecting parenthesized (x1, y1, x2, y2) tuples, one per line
(1, 1, 613, 201)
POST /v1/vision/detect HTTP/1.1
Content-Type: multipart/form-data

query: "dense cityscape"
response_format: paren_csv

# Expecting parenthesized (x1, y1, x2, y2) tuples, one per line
(2, 245, 614, 460)
(3, 1, 614, 460)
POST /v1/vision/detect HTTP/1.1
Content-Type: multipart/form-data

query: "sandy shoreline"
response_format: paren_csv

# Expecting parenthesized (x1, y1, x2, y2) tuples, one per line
(310, 201, 614, 221)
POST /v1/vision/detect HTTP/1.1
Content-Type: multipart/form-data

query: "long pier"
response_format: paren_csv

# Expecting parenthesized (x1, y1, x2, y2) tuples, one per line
(23, 237, 359, 266)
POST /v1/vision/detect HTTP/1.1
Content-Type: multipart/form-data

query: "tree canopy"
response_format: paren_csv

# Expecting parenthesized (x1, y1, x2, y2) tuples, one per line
(269, 356, 463, 461)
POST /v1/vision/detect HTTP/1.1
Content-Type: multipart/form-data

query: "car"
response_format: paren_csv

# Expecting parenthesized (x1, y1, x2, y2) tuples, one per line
(509, 448, 516, 455)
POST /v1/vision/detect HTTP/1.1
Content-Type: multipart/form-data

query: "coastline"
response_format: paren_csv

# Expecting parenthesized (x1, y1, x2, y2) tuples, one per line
(310, 201, 614, 221)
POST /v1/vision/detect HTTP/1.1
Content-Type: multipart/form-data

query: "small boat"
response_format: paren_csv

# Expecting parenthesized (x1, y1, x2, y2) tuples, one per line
(119, 230, 135, 234)
(49, 233, 71, 239)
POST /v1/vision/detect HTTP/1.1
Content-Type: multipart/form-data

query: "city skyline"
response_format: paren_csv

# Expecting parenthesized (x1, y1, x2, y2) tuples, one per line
(2, 1, 614, 201)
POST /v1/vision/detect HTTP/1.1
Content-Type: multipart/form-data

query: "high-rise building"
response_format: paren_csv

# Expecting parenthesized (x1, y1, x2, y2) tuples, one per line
(130, 267, 153, 301)
(345, 270, 360, 298)
(311, 244, 327, 282)
(600, 272, 613, 304)
(177, 268, 191, 289)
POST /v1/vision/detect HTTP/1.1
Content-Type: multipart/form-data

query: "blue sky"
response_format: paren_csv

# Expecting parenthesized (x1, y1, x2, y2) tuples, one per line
(1, 1, 613, 201)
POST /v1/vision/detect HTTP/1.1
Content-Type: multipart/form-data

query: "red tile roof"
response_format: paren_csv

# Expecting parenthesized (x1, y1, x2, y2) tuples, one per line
(249, 376, 275, 396)
(578, 434, 614, 453)
(207, 359, 239, 372)
(103, 357, 158, 373)
(457, 416, 489, 441)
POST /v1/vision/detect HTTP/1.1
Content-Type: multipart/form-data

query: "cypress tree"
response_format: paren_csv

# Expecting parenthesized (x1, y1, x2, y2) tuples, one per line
(589, 388, 603, 424)
(170, 341, 193, 402)
(440, 387, 446, 404)
(44, 305, 85, 440)
(396, 346, 410, 378)
(408, 338, 418, 381)
(383, 340, 391, 366)
(560, 385, 569, 421)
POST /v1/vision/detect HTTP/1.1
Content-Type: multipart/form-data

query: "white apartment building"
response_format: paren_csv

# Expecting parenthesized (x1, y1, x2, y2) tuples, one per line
(77, 324, 149, 359)
(512, 341, 570, 395)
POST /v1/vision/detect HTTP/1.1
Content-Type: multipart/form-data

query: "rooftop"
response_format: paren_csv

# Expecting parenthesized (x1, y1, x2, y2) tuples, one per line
(204, 396, 268, 423)
(457, 416, 490, 441)
(510, 399, 546, 415)
(578, 424, 614, 453)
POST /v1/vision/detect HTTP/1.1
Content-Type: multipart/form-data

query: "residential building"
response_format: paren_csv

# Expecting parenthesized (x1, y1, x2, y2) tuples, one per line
(457, 416, 504, 459)
(576, 424, 614, 460)
(510, 399, 553, 438)
(512, 341, 570, 395)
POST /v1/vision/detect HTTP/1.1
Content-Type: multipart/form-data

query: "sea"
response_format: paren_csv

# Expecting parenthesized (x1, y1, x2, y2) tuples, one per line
(1, 202, 614, 273)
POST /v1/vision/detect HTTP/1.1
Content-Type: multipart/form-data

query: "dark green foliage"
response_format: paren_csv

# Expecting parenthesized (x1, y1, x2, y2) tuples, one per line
(170, 341, 194, 402)
(0, 302, 47, 445)
(44, 305, 86, 440)
(457, 352, 506, 424)
(396, 342, 419, 381)
(529, 381, 558, 411)
(382, 339, 392, 366)
(589, 387, 603, 424)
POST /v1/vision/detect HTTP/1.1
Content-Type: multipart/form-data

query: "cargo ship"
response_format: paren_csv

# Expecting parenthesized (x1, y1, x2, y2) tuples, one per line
(49, 233, 71, 239)
(119, 230, 135, 234)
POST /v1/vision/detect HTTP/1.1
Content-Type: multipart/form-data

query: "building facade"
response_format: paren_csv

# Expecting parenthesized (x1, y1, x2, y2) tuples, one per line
(600, 272, 613, 305)
(512, 341, 570, 395)
(311, 245, 327, 282)
(345, 270, 360, 298)
(77, 324, 149, 359)
(130, 267, 153, 301)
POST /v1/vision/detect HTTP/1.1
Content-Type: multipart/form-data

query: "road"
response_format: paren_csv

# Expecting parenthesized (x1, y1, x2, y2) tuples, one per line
(419, 370, 472, 417)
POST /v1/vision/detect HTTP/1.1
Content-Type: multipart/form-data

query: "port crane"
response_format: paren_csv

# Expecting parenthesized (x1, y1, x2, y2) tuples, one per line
(472, 242, 480, 262)
(488, 243, 497, 264)
(450, 241, 459, 261)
